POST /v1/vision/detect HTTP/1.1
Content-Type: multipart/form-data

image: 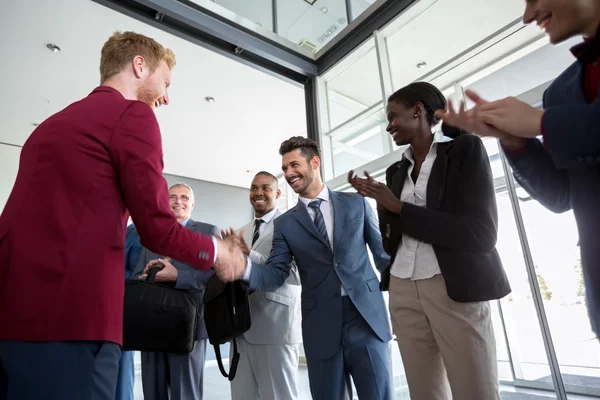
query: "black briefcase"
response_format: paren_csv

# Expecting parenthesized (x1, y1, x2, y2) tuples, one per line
(203, 275, 251, 381)
(122, 265, 200, 354)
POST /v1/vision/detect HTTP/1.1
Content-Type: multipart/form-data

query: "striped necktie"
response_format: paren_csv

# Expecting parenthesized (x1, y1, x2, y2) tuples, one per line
(252, 219, 264, 246)
(308, 199, 330, 246)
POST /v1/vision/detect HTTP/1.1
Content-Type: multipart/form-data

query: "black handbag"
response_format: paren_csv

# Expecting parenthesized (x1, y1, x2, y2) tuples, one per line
(122, 265, 200, 354)
(203, 275, 252, 381)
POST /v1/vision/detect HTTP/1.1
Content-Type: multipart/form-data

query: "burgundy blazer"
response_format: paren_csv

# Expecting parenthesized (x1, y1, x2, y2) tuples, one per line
(0, 86, 215, 345)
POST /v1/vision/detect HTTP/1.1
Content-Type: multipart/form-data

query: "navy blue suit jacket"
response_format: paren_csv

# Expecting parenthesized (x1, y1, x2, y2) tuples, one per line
(249, 190, 392, 360)
(124, 224, 142, 280)
(504, 59, 600, 333)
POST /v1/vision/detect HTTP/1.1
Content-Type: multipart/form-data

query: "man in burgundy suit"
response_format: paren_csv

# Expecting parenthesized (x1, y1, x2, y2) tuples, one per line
(0, 31, 244, 400)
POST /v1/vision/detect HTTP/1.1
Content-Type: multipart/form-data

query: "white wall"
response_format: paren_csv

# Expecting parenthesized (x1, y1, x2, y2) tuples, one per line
(0, 145, 253, 230)
(0, 144, 21, 213)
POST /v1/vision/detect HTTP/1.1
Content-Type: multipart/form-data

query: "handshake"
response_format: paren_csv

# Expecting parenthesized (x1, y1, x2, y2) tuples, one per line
(213, 228, 250, 283)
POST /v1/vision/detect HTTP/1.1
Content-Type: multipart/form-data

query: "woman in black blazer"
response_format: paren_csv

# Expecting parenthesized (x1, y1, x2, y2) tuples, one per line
(349, 82, 510, 400)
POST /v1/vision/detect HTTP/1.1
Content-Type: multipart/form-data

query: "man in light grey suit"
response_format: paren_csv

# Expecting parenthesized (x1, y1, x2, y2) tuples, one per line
(133, 182, 219, 400)
(230, 171, 302, 400)
(220, 137, 394, 400)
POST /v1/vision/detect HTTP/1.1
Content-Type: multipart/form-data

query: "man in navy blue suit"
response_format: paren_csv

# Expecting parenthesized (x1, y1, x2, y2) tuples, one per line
(220, 137, 393, 400)
(437, 0, 600, 336)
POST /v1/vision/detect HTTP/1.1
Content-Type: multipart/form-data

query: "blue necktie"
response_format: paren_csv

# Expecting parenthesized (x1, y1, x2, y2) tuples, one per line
(308, 199, 330, 246)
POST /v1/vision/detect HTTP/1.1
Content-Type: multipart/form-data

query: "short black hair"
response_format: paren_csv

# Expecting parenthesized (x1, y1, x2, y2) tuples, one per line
(279, 136, 321, 162)
(254, 171, 278, 185)
(388, 82, 447, 127)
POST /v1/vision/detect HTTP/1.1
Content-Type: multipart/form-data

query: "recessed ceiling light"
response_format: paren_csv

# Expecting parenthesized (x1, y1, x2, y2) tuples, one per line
(338, 18, 347, 24)
(320, 7, 328, 13)
(45, 43, 61, 53)
(417, 62, 427, 69)
(205, 96, 215, 103)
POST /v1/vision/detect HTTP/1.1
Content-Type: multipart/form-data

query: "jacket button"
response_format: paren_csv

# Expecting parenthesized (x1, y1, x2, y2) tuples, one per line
(586, 156, 594, 163)
(576, 156, 584, 163)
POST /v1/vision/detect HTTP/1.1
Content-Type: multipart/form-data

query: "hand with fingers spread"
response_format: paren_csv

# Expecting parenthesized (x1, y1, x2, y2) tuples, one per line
(434, 90, 529, 150)
(139, 258, 178, 282)
(213, 228, 247, 283)
(348, 170, 402, 214)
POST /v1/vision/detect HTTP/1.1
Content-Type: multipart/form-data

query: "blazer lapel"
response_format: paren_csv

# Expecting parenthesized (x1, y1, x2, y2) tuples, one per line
(292, 202, 330, 248)
(564, 62, 587, 104)
(392, 158, 410, 198)
(252, 216, 275, 249)
(330, 190, 345, 253)
(243, 221, 253, 247)
(427, 142, 451, 211)
(185, 219, 196, 230)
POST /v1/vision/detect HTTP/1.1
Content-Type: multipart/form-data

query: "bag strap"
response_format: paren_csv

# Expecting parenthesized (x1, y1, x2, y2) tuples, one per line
(214, 338, 240, 381)
(145, 264, 163, 282)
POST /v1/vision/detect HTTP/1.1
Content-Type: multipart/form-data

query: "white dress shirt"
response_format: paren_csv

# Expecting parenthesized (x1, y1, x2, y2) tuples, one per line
(390, 131, 453, 281)
(243, 185, 346, 295)
(298, 185, 347, 296)
(248, 208, 278, 264)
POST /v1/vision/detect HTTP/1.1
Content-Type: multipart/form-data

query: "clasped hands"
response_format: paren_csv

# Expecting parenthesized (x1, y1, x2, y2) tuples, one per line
(139, 229, 249, 284)
(433, 90, 545, 148)
(212, 227, 249, 283)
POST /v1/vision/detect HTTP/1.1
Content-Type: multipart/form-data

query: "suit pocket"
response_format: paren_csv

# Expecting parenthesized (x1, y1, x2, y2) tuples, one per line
(366, 277, 380, 292)
(265, 292, 293, 307)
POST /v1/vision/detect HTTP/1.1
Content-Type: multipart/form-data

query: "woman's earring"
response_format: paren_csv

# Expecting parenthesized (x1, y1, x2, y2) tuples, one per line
(414, 113, 419, 118)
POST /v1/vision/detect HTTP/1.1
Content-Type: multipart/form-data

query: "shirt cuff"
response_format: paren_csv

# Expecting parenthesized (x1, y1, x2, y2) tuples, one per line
(242, 258, 252, 281)
(211, 236, 218, 264)
(541, 111, 549, 152)
(249, 250, 262, 265)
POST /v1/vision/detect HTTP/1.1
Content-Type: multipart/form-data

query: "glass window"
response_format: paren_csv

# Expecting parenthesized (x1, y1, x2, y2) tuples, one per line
(324, 39, 382, 129)
(276, 0, 350, 51)
(384, 0, 526, 92)
(214, 0, 274, 31)
(518, 185, 600, 395)
(484, 139, 555, 386)
(326, 106, 389, 178)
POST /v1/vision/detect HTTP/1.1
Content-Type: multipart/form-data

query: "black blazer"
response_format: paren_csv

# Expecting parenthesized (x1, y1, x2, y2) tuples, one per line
(378, 134, 511, 302)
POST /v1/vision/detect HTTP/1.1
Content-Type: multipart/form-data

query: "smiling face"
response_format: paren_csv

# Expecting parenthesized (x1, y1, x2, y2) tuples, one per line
(386, 100, 421, 147)
(169, 185, 194, 223)
(136, 59, 171, 109)
(250, 174, 280, 217)
(282, 149, 321, 197)
(523, 0, 600, 44)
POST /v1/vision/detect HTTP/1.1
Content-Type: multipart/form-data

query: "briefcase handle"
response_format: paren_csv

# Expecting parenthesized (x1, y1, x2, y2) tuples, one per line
(146, 264, 163, 283)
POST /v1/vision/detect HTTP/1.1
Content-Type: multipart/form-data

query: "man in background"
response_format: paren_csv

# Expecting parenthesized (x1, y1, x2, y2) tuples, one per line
(221, 137, 394, 400)
(230, 171, 301, 400)
(134, 183, 218, 400)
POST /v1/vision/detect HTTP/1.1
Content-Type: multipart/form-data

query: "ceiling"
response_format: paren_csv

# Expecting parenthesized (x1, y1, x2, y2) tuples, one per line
(208, 0, 376, 52)
(1, 0, 307, 189)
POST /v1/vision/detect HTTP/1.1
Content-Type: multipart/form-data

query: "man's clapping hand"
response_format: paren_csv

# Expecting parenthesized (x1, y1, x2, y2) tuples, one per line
(213, 228, 247, 283)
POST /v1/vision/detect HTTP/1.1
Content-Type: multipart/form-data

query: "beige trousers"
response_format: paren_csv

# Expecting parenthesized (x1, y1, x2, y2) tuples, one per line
(389, 274, 499, 400)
